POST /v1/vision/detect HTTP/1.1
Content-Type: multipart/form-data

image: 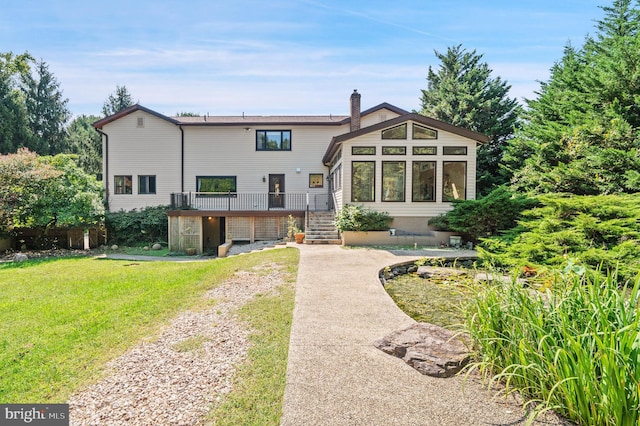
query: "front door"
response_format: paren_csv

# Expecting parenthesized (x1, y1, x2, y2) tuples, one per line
(269, 174, 285, 209)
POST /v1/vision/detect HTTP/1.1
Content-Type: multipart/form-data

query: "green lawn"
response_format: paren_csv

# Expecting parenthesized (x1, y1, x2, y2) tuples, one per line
(0, 248, 299, 404)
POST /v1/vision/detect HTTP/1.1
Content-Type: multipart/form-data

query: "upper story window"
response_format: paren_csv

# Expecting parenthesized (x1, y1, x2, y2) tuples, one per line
(443, 146, 468, 155)
(412, 123, 437, 139)
(138, 175, 156, 194)
(136, 117, 145, 128)
(114, 175, 132, 194)
(381, 124, 407, 139)
(256, 130, 291, 151)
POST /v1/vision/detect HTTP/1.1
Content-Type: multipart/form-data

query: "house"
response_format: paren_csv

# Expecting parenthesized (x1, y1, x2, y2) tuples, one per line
(93, 90, 488, 253)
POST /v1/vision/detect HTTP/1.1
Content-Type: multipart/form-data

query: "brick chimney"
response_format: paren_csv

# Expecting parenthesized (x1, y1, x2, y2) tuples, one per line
(350, 89, 361, 132)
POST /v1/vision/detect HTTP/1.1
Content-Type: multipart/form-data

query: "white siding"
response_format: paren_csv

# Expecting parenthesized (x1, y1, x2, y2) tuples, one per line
(183, 125, 345, 198)
(102, 111, 182, 211)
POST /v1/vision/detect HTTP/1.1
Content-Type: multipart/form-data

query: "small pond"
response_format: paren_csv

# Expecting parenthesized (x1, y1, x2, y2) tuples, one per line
(381, 260, 479, 328)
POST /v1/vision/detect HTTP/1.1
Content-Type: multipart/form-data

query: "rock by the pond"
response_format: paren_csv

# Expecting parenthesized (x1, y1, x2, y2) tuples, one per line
(111, 244, 119, 250)
(151, 243, 162, 250)
(14, 253, 28, 262)
(374, 322, 471, 378)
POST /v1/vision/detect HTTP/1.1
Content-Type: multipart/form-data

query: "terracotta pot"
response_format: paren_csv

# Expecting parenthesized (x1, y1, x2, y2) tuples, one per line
(294, 233, 305, 244)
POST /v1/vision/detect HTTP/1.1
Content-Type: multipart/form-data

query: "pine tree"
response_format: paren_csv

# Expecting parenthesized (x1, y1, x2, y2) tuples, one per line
(102, 85, 134, 117)
(20, 59, 71, 155)
(506, 0, 640, 195)
(420, 44, 520, 195)
(66, 114, 102, 176)
(0, 52, 32, 154)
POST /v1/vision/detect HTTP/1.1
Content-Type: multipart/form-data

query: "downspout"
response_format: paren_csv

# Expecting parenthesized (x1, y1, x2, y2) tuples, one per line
(179, 125, 184, 192)
(95, 128, 109, 211)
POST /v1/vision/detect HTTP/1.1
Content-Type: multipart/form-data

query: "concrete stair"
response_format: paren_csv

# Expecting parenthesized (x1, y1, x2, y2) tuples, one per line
(304, 211, 341, 244)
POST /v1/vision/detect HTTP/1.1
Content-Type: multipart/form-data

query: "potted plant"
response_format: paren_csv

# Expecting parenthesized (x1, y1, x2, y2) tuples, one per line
(294, 229, 305, 244)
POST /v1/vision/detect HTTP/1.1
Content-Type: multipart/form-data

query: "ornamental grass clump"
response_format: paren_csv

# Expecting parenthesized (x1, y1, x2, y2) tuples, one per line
(465, 267, 640, 425)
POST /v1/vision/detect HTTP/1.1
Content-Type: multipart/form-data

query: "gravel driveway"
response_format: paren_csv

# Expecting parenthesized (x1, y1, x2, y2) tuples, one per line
(68, 264, 287, 425)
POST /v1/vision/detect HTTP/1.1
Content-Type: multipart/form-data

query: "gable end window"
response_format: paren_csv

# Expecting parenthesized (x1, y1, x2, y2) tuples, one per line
(114, 175, 132, 194)
(138, 175, 156, 194)
(381, 124, 407, 139)
(256, 130, 291, 151)
(136, 117, 144, 128)
(412, 123, 437, 139)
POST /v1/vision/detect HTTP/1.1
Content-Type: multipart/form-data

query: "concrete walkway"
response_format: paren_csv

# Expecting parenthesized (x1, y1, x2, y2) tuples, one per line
(281, 245, 558, 426)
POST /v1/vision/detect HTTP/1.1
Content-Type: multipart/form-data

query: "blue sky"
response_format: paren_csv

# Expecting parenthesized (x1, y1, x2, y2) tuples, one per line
(0, 0, 605, 117)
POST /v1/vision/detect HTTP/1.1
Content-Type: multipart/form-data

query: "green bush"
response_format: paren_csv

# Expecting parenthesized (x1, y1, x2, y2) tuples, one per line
(428, 186, 539, 242)
(105, 205, 169, 246)
(335, 205, 392, 232)
(479, 193, 640, 282)
(465, 267, 640, 425)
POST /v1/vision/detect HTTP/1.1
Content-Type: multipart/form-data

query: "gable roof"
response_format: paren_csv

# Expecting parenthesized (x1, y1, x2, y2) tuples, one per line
(93, 101, 410, 130)
(322, 113, 490, 164)
(93, 104, 180, 129)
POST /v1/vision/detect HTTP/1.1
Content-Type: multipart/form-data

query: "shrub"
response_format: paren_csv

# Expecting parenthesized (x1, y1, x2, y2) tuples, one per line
(479, 193, 640, 283)
(465, 267, 640, 425)
(334, 205, 392, 232)
(105, 205, 169, 246)
(428, 186, 539, 242)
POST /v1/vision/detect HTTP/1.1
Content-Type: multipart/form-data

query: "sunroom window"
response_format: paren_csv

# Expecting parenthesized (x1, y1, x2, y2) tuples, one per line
(443, 162, 467, 201)
(412, 123, 437, 139)
(412, 162, 435, 202)
(382, 161, 405, 202)
(351, 161, 375, 202)
(381, 124, 407, 139)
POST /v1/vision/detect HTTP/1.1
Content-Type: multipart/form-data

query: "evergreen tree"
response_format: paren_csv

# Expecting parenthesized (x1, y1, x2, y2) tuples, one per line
(102, 85, 134, 117)
(506, 0, 640, 195)
(20, 58, 71, 155)
(0, 52, 32, 154)
(66, 114, 102, 176)
(420, 44, 520, 195)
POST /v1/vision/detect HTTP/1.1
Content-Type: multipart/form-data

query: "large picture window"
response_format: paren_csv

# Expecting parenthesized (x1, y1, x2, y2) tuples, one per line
(412, 162, 436, 202)
(256, 130, 291, 151)
(197, 176, 237, 193)
(443, 162, 467, 201)
(382, 161, 405, 202)
(138, 175, 156, 194)
(351, 161, 375, 202)
(114, 175, 132, 194)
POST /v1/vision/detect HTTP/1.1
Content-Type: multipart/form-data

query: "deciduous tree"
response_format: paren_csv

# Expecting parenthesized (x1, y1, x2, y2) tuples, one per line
(0, 149, 104, 233)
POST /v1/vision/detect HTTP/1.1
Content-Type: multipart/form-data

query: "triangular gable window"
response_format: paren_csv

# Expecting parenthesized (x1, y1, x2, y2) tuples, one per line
(413, 123, 437, 139)
(381, 124, 407, 139)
